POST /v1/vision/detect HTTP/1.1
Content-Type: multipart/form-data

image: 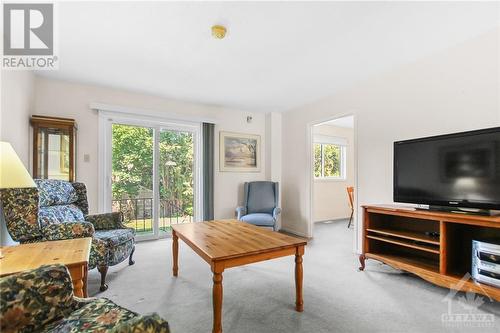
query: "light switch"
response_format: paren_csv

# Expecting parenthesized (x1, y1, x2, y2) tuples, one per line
(83, 154, 90, 162)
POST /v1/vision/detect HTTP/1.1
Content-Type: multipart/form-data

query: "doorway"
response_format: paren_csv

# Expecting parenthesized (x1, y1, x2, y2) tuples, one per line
(308, 115, 357, 247)
(100, 114, 201, 241)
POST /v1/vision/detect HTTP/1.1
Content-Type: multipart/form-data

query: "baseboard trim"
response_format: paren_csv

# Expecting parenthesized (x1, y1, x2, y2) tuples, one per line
(280, 227, 309, 239)
(314, 217, 349, 223)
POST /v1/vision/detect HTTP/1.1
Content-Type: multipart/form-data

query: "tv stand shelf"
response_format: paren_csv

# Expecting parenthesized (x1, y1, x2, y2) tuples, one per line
(360, 205, 500, 301)
(366, 228, 440, 245)
(366, 234, 440, 254)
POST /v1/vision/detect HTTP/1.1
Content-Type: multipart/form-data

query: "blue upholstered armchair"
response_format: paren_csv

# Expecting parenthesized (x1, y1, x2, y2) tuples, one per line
(2, 179, 136, 292)
(236, 181, 281, 231)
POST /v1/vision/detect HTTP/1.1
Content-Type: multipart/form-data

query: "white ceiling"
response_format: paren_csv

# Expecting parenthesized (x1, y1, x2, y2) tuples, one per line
(38, 1, 499, 112)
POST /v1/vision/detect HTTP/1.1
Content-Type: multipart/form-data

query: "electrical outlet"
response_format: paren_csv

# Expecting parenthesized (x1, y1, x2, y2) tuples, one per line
(83, 154, 90, 162)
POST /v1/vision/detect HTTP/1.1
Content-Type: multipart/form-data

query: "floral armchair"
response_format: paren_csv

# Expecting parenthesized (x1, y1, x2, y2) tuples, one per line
(0, 264, 170, 333)
(1, 179, 136, 291)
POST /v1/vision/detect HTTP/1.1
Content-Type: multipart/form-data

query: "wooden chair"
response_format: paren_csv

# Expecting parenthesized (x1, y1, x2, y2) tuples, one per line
(347, 186, 354, 228)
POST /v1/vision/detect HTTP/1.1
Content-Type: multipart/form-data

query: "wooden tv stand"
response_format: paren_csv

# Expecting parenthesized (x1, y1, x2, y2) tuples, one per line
(360, 204, 500, 301)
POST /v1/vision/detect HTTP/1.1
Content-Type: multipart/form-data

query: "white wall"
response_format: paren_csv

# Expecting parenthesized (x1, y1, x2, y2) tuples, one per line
(281, 28, 500, 245)
(313, 124, 354, 222)
(265, 112, 282, 228)
(33, 77, 268, 218)
(0, 70, 35, 245)
(0, 71, 35, 166)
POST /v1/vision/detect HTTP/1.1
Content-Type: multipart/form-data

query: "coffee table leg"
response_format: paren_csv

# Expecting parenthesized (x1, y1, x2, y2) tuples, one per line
(295, 246, 304, 312)
(172, 230, 179, 277)
(212, 265, 224, 333)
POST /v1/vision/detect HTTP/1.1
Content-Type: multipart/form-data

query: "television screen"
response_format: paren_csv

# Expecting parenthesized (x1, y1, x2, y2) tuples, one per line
(394, 127, 500, 210)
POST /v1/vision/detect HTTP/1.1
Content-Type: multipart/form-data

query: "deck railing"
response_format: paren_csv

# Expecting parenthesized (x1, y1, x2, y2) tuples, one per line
(112, 198, 193, 233)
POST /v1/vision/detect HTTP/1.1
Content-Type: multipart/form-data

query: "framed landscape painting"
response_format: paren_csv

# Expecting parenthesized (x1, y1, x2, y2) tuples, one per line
(219, 132, 260, 172)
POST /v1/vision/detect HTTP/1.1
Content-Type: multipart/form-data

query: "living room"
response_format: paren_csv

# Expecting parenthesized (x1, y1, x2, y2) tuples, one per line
(1, 1, 500, 332)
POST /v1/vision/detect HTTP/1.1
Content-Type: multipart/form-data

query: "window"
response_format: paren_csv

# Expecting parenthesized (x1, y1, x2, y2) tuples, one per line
(314, 139, 346, 179)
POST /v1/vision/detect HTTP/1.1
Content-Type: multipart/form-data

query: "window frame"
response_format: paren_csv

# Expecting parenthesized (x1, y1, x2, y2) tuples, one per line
(314, 142, 347, 180)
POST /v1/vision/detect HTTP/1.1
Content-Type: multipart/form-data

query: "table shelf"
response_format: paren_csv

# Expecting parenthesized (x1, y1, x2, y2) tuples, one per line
(366, 234, 440, 254)
(367, 228, 440, 245)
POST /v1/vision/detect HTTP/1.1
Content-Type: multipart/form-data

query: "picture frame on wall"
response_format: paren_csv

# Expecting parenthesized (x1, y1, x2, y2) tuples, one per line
(219, 131, 260, 172)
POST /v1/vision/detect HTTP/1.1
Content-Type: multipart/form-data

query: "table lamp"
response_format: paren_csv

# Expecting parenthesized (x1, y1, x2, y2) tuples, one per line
(0, 142, 36, 257)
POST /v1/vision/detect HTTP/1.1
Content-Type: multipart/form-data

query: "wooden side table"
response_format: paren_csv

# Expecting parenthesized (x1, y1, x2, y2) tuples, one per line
(0, 238, 91, 297)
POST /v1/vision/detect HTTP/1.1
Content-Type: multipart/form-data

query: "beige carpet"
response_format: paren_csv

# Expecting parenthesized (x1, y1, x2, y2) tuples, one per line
(87, 220, 500, 332)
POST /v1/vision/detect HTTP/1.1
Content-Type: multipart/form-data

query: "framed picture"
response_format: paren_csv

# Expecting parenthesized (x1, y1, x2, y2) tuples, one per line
(219, 131, 260, 172)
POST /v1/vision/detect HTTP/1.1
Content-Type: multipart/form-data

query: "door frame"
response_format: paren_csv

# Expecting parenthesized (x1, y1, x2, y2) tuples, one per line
(97, 110, 202, 241)
(305, 113, 360, 253)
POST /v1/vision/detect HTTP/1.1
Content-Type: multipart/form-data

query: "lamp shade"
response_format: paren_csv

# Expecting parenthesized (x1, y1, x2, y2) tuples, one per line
(0, 141, 35, 189)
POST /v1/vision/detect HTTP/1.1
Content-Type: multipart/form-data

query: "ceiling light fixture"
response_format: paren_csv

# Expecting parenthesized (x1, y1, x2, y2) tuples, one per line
(212, 25, 227, 39)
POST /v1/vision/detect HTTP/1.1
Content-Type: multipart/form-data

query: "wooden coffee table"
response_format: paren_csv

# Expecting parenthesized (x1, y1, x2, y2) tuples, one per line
(171, 220, 307, 333)
(0, 238, 91, 297)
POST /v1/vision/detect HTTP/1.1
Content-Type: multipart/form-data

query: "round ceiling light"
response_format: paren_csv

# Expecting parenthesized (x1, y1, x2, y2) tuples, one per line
(212, 25, 227, 39)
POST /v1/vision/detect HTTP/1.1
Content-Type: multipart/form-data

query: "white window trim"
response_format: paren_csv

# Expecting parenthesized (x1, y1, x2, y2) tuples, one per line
(313, 134, 348, 146)
(314, 141, 347, 181)
(96, 107, 203, 241)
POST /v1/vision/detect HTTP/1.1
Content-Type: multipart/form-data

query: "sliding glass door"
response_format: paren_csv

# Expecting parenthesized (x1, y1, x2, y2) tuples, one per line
(104, 117, 200, 240)
(111, 124, 155, 236)
(158, 128, 194, 235)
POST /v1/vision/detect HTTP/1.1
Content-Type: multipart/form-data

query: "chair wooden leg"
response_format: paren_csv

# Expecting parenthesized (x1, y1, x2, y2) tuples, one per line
(359, 254, 366, 271)
(129, 245, 135, 265)
(347, 210, 353, 228)
(97, 265, 108, 292)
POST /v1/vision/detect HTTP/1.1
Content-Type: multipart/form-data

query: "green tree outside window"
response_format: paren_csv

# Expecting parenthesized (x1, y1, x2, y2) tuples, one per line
(314, 144, 322, 178)
(111, 124, 194, 218)
(314, 143, 344, 178)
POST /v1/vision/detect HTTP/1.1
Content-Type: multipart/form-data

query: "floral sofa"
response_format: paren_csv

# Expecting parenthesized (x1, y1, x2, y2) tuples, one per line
(0, 264, 170, 333)
(1, 179, 136, 291)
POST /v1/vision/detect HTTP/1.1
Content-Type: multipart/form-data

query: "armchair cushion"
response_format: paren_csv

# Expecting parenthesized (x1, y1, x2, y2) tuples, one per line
(44, 298, 137, 332)
(94, 229, 136, 266)
(108, 239, 136, 266)
(42, 221, 95, 241)
(94, 229, 135, 247)
(86, 212, 125, 230)
(240, 213, 275, 226)
(246, 182, 277, 215)
(110, 313, 170, 333)
(38, 204, 85, 228)
(35, 179, 79, 207)
(0, 265, 77, 333)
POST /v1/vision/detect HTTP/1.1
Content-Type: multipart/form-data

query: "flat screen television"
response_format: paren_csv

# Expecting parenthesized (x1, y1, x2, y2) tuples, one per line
(393, 127, 500, 212)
